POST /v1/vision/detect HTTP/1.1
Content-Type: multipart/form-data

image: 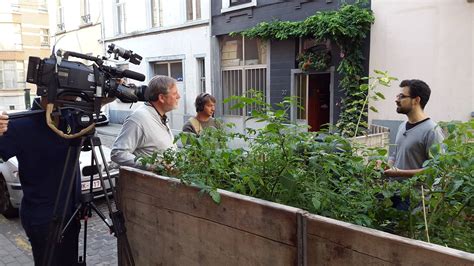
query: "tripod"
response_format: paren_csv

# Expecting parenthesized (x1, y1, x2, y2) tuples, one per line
(42, 130, 134, 266)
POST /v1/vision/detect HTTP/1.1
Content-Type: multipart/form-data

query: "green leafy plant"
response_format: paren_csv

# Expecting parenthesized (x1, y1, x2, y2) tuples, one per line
(142, 97, 473, 252)
(237, 2, 375, 136)
(297, 49, 331, 72)
(351, 70, 397, 137)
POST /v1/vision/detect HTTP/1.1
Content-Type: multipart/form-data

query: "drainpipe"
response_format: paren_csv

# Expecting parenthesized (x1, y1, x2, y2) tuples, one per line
(100, 0, 106, 55)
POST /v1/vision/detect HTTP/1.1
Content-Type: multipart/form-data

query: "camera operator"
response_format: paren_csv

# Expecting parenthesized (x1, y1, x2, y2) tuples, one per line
(0, 96, 87, 265)
(111, 75, 180, 169)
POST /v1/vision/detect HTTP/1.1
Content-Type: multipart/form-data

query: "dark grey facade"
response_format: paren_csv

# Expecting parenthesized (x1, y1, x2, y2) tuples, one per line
(211, 0, 370, 125)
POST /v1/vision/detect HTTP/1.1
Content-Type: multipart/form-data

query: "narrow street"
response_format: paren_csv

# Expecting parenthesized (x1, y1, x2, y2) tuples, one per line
(0, 126, 120, 265)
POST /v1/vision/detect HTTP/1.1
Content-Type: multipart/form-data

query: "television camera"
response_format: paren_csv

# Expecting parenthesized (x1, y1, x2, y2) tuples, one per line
(26, 44, 148, 138)
(22, 44, 139, 265)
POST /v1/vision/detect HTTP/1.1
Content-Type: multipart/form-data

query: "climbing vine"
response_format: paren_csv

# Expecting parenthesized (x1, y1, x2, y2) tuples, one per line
(237, 2, 375, 136)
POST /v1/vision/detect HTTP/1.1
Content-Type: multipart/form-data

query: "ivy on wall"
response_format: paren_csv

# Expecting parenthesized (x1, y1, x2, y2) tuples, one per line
(236, 2, 375, 136)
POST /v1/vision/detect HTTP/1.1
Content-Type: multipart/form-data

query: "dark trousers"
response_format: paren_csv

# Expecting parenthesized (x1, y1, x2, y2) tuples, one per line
(22, 219, 80, 266)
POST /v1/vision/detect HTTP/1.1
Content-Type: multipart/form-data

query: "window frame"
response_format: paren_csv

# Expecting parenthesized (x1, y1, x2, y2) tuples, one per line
(186, 0, 202, 21)
(40, 28, 50, 46)
(153, 61, 184, 82)
(0, 61, 25, 90)
(0, 23, 22, 50)
(80, 0, 91, 25)
(150, 0, 163, 28)
(114, 0, 126, 35)
(196, 57, 206, 94)
(57, 5, 65, 31)
(220, 35, 268, 116)
(221, 0, 256, 13)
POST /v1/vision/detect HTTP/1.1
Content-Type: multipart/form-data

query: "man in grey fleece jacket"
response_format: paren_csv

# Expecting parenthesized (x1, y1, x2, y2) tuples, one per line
(111, 75, 180, 169)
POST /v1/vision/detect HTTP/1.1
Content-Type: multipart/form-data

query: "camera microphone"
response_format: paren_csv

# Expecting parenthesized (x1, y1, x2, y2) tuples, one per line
(122, 69, 145, 81)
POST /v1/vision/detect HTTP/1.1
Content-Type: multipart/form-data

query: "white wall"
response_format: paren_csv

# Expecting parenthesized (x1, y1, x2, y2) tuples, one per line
(47, 0, 103, 56)
(369, 0, 474, 123)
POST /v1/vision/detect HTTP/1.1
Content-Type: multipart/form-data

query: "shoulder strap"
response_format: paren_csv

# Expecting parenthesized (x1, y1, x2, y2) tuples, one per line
(189, 117, 201, 134)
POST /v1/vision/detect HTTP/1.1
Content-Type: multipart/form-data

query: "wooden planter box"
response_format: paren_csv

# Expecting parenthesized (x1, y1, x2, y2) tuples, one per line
(117, 167, 474, 265)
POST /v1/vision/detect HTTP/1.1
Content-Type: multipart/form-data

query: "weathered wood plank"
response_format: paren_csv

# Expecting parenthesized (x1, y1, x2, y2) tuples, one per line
(117, 167, 474, 266)
(307, 235, 390, 266)
(305, 213, 474, 265)
(119, 167, 299, 246)
(118, 167, 300, 265)
(124, 207, 297, 265)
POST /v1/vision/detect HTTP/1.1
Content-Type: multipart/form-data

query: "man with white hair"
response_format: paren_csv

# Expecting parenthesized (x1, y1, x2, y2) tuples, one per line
(111, 75, 181, 169)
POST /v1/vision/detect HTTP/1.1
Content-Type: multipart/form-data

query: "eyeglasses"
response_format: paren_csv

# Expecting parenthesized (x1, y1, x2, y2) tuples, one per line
(396, 93, 412, 100)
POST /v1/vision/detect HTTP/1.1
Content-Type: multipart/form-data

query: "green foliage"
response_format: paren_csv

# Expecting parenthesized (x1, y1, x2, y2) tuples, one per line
(145, 91, 465, 253)
(238, 2, 376, 136)
(297, 49, 331, 72)
(143, 95, 473, 252)
(349, 70, 397, 137)
(414, 120, 473, 252)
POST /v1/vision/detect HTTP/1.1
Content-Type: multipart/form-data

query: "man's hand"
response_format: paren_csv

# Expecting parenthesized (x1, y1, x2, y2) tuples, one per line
(384, 167, 422, 178)
(0, 111, 8, 135)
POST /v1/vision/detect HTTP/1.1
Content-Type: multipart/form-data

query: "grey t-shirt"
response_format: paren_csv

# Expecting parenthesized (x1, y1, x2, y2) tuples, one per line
(390, 118, 444, 174)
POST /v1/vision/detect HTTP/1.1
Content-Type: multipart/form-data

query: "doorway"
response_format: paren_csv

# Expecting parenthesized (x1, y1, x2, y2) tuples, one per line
(292, 71, 332, 132)
(307, 73, 330, 131)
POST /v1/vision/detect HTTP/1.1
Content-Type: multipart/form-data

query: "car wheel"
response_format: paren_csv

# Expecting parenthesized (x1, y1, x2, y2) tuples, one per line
(0, 175, 19, 218)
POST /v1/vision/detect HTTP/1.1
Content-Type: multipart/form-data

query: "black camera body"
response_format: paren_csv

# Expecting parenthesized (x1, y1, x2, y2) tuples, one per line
(26, 44, 148, 129)
(27, 56, 99, 100)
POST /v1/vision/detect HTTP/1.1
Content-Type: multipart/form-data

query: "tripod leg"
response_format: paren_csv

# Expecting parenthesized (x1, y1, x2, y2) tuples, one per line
(43, 138, 84, 266)
(89, 202, 112, 229)
(89, 136, 135, 265)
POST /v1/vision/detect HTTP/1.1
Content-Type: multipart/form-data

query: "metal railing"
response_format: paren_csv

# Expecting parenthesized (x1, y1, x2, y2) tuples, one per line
(81, 14, 91, 24)
(222, 65, 266, 116)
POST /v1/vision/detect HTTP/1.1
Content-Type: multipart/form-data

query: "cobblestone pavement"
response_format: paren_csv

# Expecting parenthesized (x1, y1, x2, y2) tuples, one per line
(0, 127, 121, 266)
(0, 215, 33, 265)
(0, 198, 118, 266)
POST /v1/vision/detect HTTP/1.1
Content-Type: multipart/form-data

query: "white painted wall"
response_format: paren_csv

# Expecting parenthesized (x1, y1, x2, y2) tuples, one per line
(47, 0, 103, 55)
(369, 0, 474, 123)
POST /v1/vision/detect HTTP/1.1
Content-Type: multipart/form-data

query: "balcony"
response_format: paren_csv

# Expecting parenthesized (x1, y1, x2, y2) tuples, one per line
(57, 23, 65, 32)
(81, 14, 91, 25)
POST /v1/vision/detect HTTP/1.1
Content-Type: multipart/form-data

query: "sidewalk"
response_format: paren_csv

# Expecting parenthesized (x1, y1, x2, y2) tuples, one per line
(95, 123, 122, 137)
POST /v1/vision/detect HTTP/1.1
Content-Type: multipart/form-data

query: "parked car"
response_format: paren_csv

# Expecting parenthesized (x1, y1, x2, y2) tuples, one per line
(94, 111, 109, 127)
(0, 146, 118, 218)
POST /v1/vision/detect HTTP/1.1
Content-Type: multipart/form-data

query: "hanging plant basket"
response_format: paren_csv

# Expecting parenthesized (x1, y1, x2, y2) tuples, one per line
(297, 44, 331, 72)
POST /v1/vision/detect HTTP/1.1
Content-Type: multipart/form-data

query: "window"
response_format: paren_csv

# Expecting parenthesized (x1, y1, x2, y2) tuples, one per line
(186, 0, 201, 21)
(197, 58, 205, 93)
(230, 0, 251, 6)
(80, 0, 91, 25)
(220, 35, 267, 115)
(153, 61, 183, 82)
(221, 0, 256, 13)
(57, 5, 65, 31)
(0, 23, 22, 50)
(0, 61, 25, 89)
(38, 0, 48, 11)
(115, 0, 126, 35)
(151, 0, 163, 27)
(40, 29, 49, 46)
